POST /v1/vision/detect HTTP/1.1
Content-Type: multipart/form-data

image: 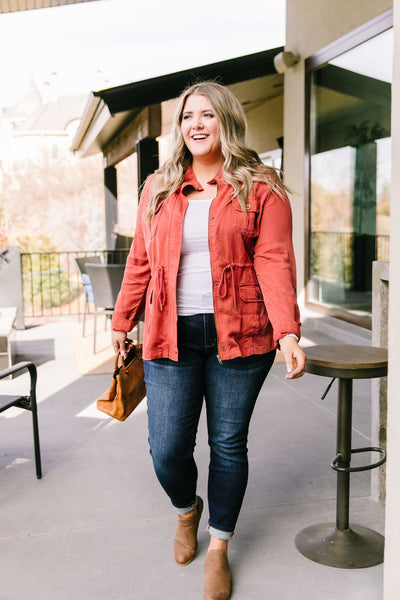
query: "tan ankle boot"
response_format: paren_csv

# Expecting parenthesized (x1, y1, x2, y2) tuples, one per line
(173, 497, 203, 566)
(203, 549, 231, 600)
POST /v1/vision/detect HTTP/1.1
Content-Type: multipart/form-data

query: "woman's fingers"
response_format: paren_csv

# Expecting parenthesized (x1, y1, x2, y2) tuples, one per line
(279, 337, 307, 380)
(111, 330, 127, 355)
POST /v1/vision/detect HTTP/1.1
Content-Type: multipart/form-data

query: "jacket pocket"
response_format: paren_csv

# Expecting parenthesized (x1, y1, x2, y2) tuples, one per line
(239, 283, 264, 303)
(238, 283, 268, 336)
(232, 201, 259, 237)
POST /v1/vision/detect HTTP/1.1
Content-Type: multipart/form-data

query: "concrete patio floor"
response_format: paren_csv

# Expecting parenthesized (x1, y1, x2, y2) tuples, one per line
(0, 316, 385, 600)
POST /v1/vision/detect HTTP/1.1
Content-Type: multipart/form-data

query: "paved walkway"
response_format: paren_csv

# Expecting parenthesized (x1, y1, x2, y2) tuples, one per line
(0, 318, 384, 599)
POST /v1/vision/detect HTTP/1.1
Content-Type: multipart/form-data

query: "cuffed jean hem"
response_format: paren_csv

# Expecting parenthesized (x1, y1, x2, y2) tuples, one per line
(173, 496, 199, 515)
(207, 523, 234, 541)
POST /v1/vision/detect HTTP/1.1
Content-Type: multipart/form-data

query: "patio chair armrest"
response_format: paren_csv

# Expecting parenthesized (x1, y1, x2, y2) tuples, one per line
(0, 362, 37, 392)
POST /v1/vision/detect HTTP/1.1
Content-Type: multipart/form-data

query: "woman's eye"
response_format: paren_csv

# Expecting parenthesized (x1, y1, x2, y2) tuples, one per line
(204, 113, 214, 118)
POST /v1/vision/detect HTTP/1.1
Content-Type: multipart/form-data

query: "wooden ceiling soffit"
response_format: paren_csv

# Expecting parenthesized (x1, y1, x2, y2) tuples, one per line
(104, 104, 161, 167)
(0, 0, 99, 13)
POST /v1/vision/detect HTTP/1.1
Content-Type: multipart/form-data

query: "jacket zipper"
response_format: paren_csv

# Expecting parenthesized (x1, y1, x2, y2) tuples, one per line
(216, 343, 223, 364)
(208, 188, 223, 364)
(214, 310, 223, 364)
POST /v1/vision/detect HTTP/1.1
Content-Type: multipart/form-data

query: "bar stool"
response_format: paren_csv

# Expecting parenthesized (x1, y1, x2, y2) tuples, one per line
(295, 344, 387, 568)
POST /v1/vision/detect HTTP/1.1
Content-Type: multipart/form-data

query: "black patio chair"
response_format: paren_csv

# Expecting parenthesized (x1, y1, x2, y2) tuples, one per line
(85, 263, 125, 353)
(0, 361, 41, 479)
(74, 255, 102, 337)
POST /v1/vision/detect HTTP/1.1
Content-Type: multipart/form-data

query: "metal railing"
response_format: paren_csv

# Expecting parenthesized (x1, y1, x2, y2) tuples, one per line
(21, 250, 129, 319)
(20, 234, 390, 319)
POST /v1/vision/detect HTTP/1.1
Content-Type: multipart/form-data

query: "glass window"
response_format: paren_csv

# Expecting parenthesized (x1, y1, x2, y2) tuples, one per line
(309, 28, 393, 319)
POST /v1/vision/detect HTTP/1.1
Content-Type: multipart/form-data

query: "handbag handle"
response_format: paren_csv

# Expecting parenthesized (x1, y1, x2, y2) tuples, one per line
(120, 352, 129, 374)
(114, 352, 128, 375)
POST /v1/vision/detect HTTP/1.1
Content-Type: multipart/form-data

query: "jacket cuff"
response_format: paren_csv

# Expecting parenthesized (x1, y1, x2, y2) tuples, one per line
(111, 315, 136, 333)
(273, 322, 301, 345)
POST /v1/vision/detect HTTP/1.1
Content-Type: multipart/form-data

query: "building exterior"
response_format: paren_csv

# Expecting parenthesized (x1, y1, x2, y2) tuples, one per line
(284, 1, 393, 325)
(282, 1, 399, 596)
(0, 78, 86, 171)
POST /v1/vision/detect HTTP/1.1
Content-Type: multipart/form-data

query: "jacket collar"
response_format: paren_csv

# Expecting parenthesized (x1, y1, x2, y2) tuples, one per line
(181, 164, 225, 192)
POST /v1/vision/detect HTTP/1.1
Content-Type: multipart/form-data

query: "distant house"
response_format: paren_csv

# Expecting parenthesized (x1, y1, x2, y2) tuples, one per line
(0, 78, 88, 171)
(0, 79, 105, 252)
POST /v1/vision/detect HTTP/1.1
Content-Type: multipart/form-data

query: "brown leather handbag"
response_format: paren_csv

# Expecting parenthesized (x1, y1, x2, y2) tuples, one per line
(97, 344, 146, 421)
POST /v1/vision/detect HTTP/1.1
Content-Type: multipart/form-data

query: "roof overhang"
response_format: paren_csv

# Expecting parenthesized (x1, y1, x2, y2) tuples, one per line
(0, 0, 99, 13)
(71, 94, 142, 158)
(71, 47, 283, 158)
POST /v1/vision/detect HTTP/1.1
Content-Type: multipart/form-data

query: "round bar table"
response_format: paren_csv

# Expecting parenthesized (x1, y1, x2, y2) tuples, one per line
(295, 344, 387, 568)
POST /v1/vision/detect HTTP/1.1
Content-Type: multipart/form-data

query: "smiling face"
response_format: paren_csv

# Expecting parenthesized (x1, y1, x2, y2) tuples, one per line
(180, 94, 223, 166)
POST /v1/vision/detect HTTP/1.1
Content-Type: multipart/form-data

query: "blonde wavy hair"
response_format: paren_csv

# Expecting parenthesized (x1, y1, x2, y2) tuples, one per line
(145, 81, 288, 220)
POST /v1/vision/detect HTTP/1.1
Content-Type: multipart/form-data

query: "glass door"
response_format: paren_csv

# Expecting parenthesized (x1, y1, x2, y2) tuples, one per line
(308, 28, 393, 319)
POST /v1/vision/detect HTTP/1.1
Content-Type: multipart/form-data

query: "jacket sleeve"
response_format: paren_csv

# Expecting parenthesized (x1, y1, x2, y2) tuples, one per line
(111, 179, 153, 333)
(253, 185, 301, 344)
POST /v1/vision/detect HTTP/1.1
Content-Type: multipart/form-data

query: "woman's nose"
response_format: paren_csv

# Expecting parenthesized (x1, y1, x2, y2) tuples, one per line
(192, 115, 203, 129)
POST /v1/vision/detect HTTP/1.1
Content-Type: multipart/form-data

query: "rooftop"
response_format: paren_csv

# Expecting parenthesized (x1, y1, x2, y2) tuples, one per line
(2, 82, 88, 132)
(0, 317, 384, 599)
(0, 0, 99, 14)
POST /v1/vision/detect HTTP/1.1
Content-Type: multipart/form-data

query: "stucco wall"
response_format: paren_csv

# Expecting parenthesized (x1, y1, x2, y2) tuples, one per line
(286, 0, 392, 58)
(245, 94, 283, 155)
(282, 60, 306, 302)
(284, 0, 393, 300)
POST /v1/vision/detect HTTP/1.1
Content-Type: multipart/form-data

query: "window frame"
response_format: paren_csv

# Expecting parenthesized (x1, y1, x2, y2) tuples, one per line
(304, 8, 393, 328)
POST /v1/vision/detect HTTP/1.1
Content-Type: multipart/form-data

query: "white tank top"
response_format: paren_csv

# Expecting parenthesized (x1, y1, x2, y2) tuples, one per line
(177, 199, 214, 316)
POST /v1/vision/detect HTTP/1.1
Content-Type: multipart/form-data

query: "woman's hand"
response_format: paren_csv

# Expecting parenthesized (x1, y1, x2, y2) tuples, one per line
(112, 330, 129, 356)
(279, 336, 306, 380)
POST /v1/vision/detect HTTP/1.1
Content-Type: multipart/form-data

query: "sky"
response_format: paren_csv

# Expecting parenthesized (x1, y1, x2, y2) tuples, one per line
(0, 0, 285, 111)
(331, 28, 393, 83)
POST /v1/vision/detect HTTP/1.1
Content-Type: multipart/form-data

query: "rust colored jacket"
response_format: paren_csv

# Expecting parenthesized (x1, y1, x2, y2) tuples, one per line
(112, 166, 301, 361)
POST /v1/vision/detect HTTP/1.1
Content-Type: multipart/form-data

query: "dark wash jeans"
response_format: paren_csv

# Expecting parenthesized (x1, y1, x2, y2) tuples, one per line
(144, 313, 275, 539)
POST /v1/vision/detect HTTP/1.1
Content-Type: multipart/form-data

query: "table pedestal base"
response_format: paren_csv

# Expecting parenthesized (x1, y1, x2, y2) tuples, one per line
(295, 523, 384, 568)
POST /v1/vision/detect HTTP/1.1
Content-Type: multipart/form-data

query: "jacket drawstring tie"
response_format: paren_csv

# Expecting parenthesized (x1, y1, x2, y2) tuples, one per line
(155, 266, 166, 311)
(218, 264, 238, 310)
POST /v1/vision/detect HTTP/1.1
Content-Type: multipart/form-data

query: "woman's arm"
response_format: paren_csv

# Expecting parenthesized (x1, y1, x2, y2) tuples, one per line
(253, 187, 300, 341)
(111, 179, 153, 344)
(253, 185, 306, 377)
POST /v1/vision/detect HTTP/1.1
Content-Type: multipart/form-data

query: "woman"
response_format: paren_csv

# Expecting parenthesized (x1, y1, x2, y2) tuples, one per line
(112, 81, 306, 600)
